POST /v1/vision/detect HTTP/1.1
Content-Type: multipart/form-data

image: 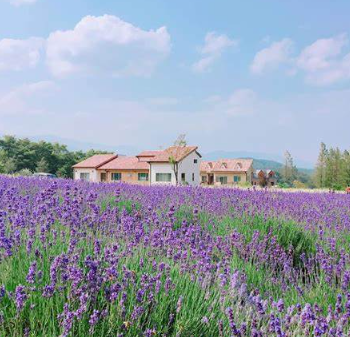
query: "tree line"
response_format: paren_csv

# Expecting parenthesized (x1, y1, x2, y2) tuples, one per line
(276, 150, 314, 189)
(0, 136, 109, 178)
(314, 142, 350, 190)
(1, 136, 348, 189)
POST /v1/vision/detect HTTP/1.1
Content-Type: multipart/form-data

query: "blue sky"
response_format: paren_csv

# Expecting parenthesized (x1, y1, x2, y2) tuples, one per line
(0, 0, 350, 165)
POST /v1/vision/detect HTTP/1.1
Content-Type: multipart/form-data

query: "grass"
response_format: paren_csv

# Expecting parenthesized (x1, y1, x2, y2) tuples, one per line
(100, 196, 141, 214)
(173, 205, 211, 230)
(219, 215, 317, 266)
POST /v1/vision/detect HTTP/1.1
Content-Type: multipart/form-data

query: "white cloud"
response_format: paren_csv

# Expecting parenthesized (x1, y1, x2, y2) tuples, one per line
(250, 38, 294, 74)
(205, 88, 259, 116)
(297, 34, 347, 72)
(226, 89, 258, 115)
(46, 15, 171, 78)
(296, 34, 350, 85)
(0, 37, 44, 71)
(9, 0, 37, 7)
(252, 34, 350, 85)
(193, 32, 238, 73)
(0, 81, 56, 116)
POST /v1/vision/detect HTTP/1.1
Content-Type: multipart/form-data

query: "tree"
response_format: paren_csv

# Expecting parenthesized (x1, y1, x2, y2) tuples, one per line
(343, 150, 350, 188)
(169, 134, 187, 185)
(0, 135, 110, 178)
(174, 134, 187, 147)
(282, 151, 297, 186)
(314, 142, 328, 188)
(0, 149, 6, 173)
(36, 157, 50, 173)
(324, 147, 344, 189)
(3, 157, 17, 174)
(16, 168, 32, 177)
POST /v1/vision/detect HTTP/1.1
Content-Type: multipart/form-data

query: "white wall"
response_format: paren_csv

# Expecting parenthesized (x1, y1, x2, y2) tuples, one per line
(149, 163, 176, 185)
(150, 151, 201, 186)
(177, 151, 201, 186)
(73, 168, 99, 182)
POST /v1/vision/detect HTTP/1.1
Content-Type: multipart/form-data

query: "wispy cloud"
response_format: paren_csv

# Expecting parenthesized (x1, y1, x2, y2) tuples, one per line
(251, 33, 350, 85)
(193, 32, 238, 73)
(0, 37, 44, 71)
(250, 38, 294, 74)
(297, 34, 350, 85)
(0, 81, 56, 116)
(205, 89, 259, 116)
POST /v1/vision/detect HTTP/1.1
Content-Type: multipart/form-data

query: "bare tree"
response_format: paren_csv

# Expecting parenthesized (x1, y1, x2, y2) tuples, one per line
(173, 134, 187, 147)
(169, 134, 187, 185)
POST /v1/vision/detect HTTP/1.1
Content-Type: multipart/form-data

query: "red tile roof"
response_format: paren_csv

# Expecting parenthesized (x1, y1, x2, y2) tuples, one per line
(200, 161, 215, 173)
(140, 146, 199, 163)
(200, 159, 253, 173)
(72, 154, 117, 169)
(99, 156, 149, 170)
(137, 150, 163, 157)
(136, 150, 164, 162)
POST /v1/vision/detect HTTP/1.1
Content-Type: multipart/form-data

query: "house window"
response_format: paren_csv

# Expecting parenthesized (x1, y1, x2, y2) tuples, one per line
(100, 172, 107, 182)
(138, 173, 149, 181)
(216, 176, 228, 185)
(192, 173, 195, 181)
(111, 173, 122, 181)
(194, 159, 198, 164)
(234, 176, 241, 183)
(80, 172, 90, 181)
(156, 173, 172, 182)
(181, 173, 186, 182)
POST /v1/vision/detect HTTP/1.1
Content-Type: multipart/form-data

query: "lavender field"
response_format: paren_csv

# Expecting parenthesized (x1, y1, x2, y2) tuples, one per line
(1, 177, 350, 336)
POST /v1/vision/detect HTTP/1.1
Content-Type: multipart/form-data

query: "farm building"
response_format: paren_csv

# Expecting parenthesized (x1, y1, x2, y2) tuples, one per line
(72, 154, 118, 182)
(252, 169, 277, 187)
(72, 145, 202, 186)
(200, 159, 254, 186)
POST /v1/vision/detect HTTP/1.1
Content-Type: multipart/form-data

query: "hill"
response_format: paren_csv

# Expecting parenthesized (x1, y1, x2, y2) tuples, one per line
(203, 150, 314, 169)
(203, 151, 314, 175)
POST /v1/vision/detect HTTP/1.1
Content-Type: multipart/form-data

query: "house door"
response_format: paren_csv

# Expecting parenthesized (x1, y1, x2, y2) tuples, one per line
(208, 174, 214, 185)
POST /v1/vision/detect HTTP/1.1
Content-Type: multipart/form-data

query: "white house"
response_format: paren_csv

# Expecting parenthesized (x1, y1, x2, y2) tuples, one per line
(72, 154, 117, 182)
(136, 146, 202, 186)
(72, 146, 202, 186)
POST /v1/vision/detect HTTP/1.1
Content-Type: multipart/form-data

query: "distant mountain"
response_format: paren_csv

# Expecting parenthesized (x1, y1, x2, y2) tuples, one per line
(252, 159, 283, 170)
(252, 159, 313, 175)
(203, 150, 315, 170)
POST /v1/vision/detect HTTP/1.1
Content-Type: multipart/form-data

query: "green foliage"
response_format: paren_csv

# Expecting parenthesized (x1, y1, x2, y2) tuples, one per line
(0, 135, 109, 178)
(3, 157, 17, 174)
(293, 180, 308, 189)
(219, 215, 316, 264)
(16, 168, 33, 177)
(280, 150, 298, 187)
(275, 153, 314, 189)
(100, 196, 141, 214)
(277, 181, 290, 188)
(313, 143, 350, 190)
(36, 157, 50, 173)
